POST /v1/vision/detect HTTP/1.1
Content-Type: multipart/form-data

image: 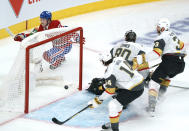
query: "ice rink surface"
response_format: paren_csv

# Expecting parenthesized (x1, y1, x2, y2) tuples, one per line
(0, 0, 189, 130)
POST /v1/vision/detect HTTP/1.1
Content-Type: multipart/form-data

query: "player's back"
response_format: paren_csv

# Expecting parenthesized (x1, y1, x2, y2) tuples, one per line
(155, 30, 185, 55)
(112, 41, 144, 61)
(104, 57, 143, 91)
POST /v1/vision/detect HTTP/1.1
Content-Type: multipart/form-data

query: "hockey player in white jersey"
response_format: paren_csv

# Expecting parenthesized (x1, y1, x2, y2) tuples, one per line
(101, 30, 144, 63)
(133, 18, 186, 116)
(100, 30, 149, 80)
(111, 30, 145, 61)
(88, 57, 144, 131)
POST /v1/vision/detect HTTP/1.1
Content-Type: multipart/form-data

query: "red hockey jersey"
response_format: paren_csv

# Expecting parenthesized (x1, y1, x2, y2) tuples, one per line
(14, 20, 63, 42)
(38, 20, 62, 32)
(24, 20, 62, 37)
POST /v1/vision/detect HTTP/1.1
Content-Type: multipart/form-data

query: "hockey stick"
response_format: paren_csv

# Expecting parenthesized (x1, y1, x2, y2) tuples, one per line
(52, 104, 92, 125)
(5, 27, 14, 37)
(148, 64, 189, 89)
(169, 85, 189, 89)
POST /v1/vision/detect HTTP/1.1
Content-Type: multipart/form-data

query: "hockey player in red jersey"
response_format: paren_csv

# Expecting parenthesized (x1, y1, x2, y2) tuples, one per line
(14, 11, 64, 42)
(14, 11, 77, 70)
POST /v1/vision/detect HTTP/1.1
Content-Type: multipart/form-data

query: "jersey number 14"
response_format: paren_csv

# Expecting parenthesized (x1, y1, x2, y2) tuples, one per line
(120, 61, 134, 78)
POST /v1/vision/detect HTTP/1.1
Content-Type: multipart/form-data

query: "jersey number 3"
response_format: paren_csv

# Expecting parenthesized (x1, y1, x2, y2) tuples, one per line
(171, 33, 181, 51)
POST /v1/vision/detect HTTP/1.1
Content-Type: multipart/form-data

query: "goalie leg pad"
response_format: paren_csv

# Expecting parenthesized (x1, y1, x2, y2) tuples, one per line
(43, 51, 51, 63)
(50, 57, 65, 70)
(63, 44, 72, 54)
(43, 47, 65, 64)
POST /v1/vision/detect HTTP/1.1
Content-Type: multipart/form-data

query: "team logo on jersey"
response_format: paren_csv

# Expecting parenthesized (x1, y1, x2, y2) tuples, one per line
(106, 80, 112, 86)
(9, 0, 24, 17)
(154, 41, 160, 47)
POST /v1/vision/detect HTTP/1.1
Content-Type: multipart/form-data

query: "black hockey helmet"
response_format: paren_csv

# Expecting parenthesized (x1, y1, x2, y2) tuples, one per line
(125, 30, 137, 42)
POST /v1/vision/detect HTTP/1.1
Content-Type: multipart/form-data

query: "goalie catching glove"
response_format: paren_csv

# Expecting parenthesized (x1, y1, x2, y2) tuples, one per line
(14, 33, 26, 42)
(88, 97, 103, 108)
(14, 28, 38, 42)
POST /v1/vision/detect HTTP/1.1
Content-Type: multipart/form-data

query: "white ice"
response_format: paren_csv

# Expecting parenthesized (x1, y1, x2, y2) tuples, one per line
(0, 0, 189, 130)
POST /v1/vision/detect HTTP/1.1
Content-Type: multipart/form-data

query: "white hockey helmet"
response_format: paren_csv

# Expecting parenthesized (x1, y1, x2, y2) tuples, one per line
(157, 18, 170, 31)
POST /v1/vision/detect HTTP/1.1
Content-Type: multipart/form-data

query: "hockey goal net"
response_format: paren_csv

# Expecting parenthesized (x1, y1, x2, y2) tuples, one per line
(0, 27, 84, 114)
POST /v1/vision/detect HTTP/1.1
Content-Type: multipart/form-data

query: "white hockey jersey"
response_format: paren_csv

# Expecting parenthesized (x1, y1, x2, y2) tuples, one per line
(111, 41, 145, 61)
(153, 30, 185, 56)
(104, 57, 144, 91)
(137, 30, 186, 67)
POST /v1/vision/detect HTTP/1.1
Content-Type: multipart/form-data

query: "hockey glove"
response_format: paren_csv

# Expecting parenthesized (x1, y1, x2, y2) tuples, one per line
(88, 97, 103, 108)
(75, 36, 85, 44)
(14, 33, 26, 42)
(132, 54, 149, 71)
(99, 53, 113, 66)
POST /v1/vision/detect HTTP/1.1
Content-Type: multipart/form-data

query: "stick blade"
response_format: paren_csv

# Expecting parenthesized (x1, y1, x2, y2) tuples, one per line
(52, 117, 63, 125)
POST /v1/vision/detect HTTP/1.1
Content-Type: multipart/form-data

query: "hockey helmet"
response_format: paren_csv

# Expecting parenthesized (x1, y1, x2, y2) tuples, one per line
(157, 18, 170, 31)
(40, 11, 52, 19)
(125, 30, 137, 42)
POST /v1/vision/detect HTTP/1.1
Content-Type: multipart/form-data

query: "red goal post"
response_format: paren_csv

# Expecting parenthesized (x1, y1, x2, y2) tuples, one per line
(25, 27, 84, 113)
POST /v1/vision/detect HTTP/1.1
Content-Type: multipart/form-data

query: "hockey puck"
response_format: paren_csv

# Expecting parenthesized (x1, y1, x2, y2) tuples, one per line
(64, 85, 69, 89)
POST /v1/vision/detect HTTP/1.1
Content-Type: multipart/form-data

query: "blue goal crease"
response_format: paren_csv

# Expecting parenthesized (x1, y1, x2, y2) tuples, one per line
(25, 90, 138, 128)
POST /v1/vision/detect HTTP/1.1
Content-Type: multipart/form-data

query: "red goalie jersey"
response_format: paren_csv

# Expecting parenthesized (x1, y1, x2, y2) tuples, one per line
(14, 20, 63, 42)
(37, 20, 62, 32)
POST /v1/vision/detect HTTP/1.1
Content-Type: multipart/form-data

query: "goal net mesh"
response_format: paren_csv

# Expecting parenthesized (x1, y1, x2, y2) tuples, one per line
(0, 27, 83, 113)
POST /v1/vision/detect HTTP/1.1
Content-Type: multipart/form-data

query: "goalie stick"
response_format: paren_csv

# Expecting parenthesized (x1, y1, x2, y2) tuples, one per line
(5, 27, 14, 37)
(52, 104, 92, 125)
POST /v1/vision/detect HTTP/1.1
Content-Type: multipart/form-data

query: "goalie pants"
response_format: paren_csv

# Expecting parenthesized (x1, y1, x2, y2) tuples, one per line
(43, 44, 72, 66)
(151, 54, 185, 84)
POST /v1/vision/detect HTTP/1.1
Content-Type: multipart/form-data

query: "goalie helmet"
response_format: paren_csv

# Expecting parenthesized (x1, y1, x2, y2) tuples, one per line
(125, 30, 137, 42)
(40, 11, 52, 20)
(157, 18, 170, 31)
